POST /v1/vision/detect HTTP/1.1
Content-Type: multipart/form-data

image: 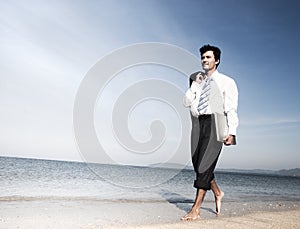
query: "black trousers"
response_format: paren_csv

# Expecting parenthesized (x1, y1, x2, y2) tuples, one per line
(190, 114, 223, 190)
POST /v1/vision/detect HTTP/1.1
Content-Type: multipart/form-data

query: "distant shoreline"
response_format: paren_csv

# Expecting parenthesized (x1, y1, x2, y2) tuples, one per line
(215, 168, 300, 178)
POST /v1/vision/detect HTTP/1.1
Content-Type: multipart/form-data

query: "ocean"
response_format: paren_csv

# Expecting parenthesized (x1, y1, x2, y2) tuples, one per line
(1, 156, 300, 204)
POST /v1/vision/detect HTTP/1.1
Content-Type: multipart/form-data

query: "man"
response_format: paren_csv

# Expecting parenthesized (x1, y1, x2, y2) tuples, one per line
(182, 44, 239, 220)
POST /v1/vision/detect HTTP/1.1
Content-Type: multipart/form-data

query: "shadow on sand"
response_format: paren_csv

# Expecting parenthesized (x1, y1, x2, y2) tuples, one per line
(159, 189, 215, 214)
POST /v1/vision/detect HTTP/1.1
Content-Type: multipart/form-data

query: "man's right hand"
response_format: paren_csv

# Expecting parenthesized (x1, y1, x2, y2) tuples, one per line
(195, 72, 205, 84)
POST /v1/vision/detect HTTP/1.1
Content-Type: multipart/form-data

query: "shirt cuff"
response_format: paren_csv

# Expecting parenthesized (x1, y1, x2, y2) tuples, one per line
(228, 127, 237, 136)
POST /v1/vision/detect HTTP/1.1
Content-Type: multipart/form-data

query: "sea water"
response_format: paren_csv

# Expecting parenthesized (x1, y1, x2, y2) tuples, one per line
(1, 156, 300, 203)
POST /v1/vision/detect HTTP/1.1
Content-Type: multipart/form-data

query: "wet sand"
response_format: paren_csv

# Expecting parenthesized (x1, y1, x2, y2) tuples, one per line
(0, 199, 299, 228)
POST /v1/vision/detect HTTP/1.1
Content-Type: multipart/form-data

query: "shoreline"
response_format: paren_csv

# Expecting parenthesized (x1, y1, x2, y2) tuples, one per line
(0, 199, 299, 229)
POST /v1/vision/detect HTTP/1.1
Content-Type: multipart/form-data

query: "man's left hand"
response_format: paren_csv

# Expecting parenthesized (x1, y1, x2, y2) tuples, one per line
(223, 135, 236, 146)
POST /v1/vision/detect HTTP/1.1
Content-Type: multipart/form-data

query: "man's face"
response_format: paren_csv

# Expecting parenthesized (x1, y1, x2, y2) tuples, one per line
(201, 50, 219, 72)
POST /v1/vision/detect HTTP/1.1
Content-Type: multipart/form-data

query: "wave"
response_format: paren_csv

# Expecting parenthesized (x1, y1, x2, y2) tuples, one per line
(0, 195, 194, 203)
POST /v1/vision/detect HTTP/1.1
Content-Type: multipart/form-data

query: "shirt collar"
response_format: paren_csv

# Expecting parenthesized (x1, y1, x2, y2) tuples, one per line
(210, 70, 219, 81)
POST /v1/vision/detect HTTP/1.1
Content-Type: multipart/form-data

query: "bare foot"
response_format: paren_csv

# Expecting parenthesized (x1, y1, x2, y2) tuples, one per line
(215, 191, 224, 215)
(181, 208, 200, 221)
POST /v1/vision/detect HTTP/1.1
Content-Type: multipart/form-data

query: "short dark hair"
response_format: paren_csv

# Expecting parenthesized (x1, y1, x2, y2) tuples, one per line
(199, 44, 221, 68)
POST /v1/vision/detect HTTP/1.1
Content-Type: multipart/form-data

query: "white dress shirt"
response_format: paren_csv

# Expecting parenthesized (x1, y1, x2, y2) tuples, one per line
(183, 70, 239, 136)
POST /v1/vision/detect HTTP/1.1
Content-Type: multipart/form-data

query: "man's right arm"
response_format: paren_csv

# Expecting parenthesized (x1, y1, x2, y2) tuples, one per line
(183, 81, 201, 107)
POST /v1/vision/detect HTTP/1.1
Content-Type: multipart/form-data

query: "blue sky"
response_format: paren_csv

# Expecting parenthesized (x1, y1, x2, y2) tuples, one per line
(0, 0, 299, 170)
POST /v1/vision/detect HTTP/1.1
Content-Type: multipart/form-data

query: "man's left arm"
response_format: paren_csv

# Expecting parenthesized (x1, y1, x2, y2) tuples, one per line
(223, 79, 239, 145)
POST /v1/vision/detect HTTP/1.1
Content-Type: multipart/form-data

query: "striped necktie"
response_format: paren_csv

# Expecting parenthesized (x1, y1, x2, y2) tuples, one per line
(197, 77, 211, 114)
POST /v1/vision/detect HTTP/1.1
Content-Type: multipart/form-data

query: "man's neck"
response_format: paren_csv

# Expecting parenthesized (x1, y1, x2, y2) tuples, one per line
(205, 69, 217, 77)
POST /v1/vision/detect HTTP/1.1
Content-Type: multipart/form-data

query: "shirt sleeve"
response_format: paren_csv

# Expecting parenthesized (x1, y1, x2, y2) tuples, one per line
(183, 81, 200, 107)
(224, 79, 239, 136)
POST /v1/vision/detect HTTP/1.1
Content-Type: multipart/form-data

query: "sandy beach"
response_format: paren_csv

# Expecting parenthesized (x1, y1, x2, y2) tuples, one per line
(0, 199, 299, 229)
(123, 210, 300, 229)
